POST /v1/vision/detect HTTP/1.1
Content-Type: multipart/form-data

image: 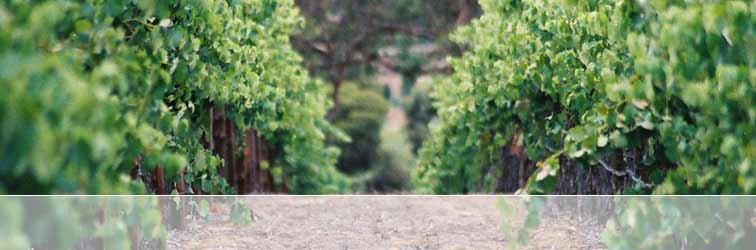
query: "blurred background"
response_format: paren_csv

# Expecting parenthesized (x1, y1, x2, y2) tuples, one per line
(291, 0, 480, 193)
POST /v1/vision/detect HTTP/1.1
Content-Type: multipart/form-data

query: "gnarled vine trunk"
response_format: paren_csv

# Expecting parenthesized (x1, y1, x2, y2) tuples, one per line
(208, 106, 279, 194)
(134, 106, 280, 195)
(128, 106, 282, 238)
(493, 131, 665, 195)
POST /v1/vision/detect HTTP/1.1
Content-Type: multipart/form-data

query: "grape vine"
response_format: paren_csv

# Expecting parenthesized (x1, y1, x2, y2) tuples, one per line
(1, 0, 344, 195)
(419, 0, 754, 248)
(1, 0, 344, 248)
(417, 0, 755, 195)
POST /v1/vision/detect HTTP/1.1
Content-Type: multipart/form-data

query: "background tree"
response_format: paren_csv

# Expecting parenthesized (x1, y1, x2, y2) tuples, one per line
(330, 84, 390, 174)
(292, 0, 479, 114)
(292, 1, 480, 186)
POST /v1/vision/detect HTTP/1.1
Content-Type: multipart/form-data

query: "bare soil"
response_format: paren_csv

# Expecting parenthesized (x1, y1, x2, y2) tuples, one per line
(168, 196, 605, 250)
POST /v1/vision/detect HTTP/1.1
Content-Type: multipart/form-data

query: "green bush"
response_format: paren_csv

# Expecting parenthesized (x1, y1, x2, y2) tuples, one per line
(394, 39, 427, 96)
(331, 84, 390, 174)
(418, 0, 754, 195)
(364, 128, 415, 192)
(0, 0, 343, 195)
(403, 77, 437, 153)
(0, 0, 345, 248)
(419, 0, 755, 248)
(604, 196, 756, 250)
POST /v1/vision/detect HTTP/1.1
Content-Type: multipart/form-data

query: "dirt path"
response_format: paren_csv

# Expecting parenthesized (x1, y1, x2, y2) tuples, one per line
(384, 107, 407, 134)
(168, 196, 606, 250)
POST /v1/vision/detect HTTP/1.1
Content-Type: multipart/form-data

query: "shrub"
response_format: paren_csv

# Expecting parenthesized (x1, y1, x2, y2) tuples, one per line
(0, 0, 343, 195)
(364, 128, 415, 192)
(403, 77, 437, 153)
(418, 0, 754, 194)
(330, 84, 390, 174)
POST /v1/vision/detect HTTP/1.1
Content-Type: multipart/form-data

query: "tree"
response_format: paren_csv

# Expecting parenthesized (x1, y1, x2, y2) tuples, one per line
(292, 0, 479, 115)
(330, 84, 390, 174)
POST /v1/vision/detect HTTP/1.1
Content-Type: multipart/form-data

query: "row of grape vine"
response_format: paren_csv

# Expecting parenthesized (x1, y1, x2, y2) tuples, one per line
(417, 0, 754, 248)
(1, 0, 345, 248)
(417, 0, 754, 195)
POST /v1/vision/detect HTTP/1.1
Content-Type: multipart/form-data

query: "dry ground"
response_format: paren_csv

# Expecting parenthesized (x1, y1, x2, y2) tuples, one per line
(167, 196, 605, 250)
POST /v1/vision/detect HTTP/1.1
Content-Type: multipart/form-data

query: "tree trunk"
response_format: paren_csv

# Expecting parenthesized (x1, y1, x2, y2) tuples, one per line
(328, 80, 343, 120)
(493, 128, 661, 194)
(456, 0, 476, 26)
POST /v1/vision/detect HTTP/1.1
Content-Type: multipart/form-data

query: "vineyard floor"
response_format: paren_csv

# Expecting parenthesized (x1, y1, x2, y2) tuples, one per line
(167, 196, 605, 250)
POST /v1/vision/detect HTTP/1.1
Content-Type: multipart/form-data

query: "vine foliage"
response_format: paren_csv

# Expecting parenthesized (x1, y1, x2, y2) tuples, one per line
(418, 0, 754, 248)
(0, 0, 345, 195)
(1, 0, 344, 248)
(417, 0, 755, 195)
